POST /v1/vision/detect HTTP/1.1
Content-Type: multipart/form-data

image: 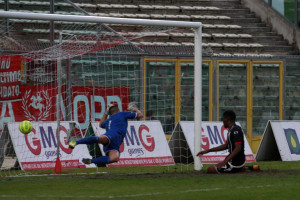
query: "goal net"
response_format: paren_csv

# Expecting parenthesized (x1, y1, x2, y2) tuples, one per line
(0, 11, 202, 177)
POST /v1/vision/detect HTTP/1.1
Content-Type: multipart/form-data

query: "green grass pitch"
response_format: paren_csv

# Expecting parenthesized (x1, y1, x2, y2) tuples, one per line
(0, 161, 299, 200)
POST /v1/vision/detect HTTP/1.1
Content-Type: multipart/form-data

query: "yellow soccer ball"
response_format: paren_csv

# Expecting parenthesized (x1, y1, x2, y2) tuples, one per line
(19, 120, 33, 134)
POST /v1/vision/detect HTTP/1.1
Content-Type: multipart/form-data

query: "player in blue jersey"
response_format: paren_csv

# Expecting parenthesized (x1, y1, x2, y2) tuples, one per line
(68, 102, 143, 165)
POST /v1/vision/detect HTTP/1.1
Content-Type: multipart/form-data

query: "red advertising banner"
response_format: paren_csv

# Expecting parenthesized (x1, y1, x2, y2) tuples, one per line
(71, 86, 130, 128)
(0, 85, 130, 132)
(0, 55, 23, 100)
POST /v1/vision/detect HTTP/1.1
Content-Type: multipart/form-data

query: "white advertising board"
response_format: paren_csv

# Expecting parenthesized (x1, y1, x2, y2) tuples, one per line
(256, 120, 300, 161)
(169, 121, 255, 164)
(6, 121, 96, 170)
(89, 121, 175, 167)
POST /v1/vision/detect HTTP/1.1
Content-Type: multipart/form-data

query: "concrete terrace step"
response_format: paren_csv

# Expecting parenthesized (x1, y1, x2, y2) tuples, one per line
(87, 0, 241, 7)
(254, 35, 284, 42)
(212, 8, 251, 15)
(242, 27, 272, 33)
(231, 18, 261, 23)
(231, 23, 267, 27)
(205, 38, 255, 44)
(269, 51, 299, 55)
(206, 37, 288, 46)
(259, 41, 289, 46)
(254, 37, 290, 47)
(250, 31, 280, 36)
(92, 7, 251, 16)
(235, 13, 257, 18)
(263, 45, 295, 51)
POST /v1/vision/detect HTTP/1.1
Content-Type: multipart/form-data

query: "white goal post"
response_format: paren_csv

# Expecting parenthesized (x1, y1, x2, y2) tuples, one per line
(0, 11, 203, 171)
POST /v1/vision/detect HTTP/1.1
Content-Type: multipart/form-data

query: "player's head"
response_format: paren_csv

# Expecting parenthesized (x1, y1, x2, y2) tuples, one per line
(109, 106, 120, 115)
(222, 110, 236, 128)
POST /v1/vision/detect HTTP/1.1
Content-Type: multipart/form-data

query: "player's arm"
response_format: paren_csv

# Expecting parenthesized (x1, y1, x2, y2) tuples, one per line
(132, 107, 143, 119)
(99, 112, 108, 128)
(99, 104, 113, 128)
(197, 143, 228, 156)
(216, 143, 242, 168)
(127, 102, 143, 119)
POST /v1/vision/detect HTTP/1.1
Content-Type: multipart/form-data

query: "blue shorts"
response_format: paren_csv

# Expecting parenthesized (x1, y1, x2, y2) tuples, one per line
(103, 131, 123, 154)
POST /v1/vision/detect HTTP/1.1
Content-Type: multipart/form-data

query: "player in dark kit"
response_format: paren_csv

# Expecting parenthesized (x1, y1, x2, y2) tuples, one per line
(68, 103, 143, 165)
(197, 110, 258, 173)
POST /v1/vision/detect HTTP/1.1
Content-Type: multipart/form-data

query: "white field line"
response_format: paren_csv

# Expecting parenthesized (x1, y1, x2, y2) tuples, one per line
(5, 171, 107, 178)
(0, 184, 282, 199)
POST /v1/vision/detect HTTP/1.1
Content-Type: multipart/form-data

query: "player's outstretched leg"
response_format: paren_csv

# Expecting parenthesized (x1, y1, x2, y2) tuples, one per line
(82, 150, 120, 165)
(82, 156, 110, 165)
(68, 136, 99, 149)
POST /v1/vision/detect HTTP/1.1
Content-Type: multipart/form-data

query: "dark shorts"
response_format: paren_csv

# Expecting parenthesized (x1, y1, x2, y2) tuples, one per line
(216, 163, 244, 173)
(103, 131, 123, 154)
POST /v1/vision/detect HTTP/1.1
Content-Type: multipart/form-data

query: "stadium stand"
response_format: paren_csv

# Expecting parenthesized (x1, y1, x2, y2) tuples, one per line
(0, 0, 298, 55)
(72, 0, 297, 55)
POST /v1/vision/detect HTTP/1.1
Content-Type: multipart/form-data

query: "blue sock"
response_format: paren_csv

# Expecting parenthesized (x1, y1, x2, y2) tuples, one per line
(91, 156, 111, 165)
(76, 136, 98, 145)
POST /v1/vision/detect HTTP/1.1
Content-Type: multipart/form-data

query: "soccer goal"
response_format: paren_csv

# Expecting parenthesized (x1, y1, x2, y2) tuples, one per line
(0, 11, 202, 177)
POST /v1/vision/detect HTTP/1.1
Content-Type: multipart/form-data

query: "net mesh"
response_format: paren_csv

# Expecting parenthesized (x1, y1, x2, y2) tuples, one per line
(0, 16, 197, 177)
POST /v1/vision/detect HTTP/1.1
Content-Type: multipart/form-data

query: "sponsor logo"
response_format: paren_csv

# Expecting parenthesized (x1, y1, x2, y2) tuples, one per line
(139, 125, 155, 152)
(123, 124, 155, 157)
(25, 125, 72, 157)
(284, 128, 300, 155)
(128, 148, 144, 157)
(25, 128, 41, 155)
(199, 125, 229, 151)
(207, 125, 227, 145)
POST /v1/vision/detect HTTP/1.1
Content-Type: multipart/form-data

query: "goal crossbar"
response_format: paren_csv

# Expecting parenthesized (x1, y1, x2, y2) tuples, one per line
(0, 11, 203, 171)
(0, 11, 201, 28)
